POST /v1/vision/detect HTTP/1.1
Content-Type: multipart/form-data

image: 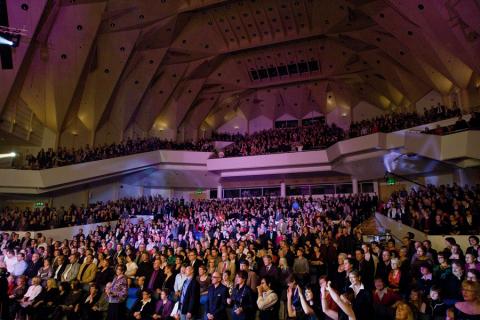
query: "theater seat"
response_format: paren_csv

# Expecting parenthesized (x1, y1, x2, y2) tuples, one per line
(126, 287, 139, 310)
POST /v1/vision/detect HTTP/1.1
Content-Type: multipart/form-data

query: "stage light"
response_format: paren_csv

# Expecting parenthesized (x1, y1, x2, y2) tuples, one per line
(0, 152, 16, 159)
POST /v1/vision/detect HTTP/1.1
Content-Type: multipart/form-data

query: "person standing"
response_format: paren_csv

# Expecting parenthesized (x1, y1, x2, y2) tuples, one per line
(205, 271, 229, 320)
(178, 265, 200, 320)
(106, 264, 128, 320)
(228, 271, 254, 320)
(257, 277, 279, 320)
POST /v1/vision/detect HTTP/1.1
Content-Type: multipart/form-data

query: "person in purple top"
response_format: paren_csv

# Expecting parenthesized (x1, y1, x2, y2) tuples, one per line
(106, 264, 128, 320)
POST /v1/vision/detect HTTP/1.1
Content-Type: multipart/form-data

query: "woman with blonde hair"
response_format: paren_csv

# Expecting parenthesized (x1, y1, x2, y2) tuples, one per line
(388, 257, 402, 291)
(453, 280, 480, 318)
(395, 302, 414, 320)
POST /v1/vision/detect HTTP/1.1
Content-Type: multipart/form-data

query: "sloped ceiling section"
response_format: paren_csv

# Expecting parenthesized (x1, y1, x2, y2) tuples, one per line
(1, 0, 479, 147)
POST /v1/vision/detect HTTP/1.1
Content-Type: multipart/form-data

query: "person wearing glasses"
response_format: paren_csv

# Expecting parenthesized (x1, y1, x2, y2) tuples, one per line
(205, 271, 229, 320)
(256, 276, 278, 320)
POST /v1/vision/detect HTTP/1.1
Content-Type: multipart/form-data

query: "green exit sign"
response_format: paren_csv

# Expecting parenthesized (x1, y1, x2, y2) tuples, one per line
(34, 201, 45, 207)
(195, 189, 203, 195)
(386, 177, 396, 185)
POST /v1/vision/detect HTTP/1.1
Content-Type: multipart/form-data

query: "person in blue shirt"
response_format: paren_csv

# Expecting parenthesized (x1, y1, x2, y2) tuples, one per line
(12, 253, 28, 277)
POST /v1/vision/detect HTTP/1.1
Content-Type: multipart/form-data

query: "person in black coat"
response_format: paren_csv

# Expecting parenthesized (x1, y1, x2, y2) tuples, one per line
(258, 255, 279, 282)
(348, 270, 373, 320)
(52, 256, 67, 282)
(136, 253, 153, 279)
(187, 250, 202, 277)
(228, 270, 255, 320)
(355, 248, 375, 290)
(441, 261, 464, 301)
(130, 289, 155, 320)
(145, 260, 165, 294)
(206, 271, 229, 320)
(179, 265, 200, 319)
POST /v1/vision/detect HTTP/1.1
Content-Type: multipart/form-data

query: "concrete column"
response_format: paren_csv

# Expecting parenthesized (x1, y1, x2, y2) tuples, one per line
(459, 89, 470, 112)
(373, 181, 379, 195)
(352, 178, 358, 194)
(280, 182, 286, 198)
(217, 185, 223, 199)
(442, 95, 452, 108)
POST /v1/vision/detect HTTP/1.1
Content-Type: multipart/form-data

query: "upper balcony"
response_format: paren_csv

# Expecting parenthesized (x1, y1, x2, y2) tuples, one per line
(404, 130, 480, 167)
(1, 116, 477, 194)
(0, 150, 211, 194)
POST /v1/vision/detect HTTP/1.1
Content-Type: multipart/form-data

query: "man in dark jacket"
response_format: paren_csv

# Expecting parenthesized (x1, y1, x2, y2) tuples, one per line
(206, 271, 229, 320)
(179, 265, 200, 320)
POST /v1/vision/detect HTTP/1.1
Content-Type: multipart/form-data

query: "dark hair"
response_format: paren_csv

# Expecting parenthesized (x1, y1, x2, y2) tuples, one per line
(467, 269, 480, 279)
(445, 237, 456, 245)
(236, 270, 248, 280)
(469, 236, 479, 244)
(161, 288, 170, 296)
(420, 263, 432, 273)
(430, 285, 442, 298)
(345, 258, 356, 266)
(142, 288, 152, 295)
(287, 274, 301, 284)
(342, 288, 355, 302)
(355, 248, 365, 255)
(260, 276, 272, 288)
(239, 259, 249, 266)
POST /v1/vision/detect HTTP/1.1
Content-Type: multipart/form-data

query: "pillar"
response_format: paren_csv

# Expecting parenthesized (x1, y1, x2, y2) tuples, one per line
(280, 182, 286, 198)
(352, 177, 358, 194)
(217, 184, 223, 199)
(459, 89, 470, 112)
(373, 181, 379, 195)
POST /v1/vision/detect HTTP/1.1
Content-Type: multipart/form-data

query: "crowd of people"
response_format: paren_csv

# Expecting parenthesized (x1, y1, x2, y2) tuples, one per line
(0, 199, 134, 231)
(348, 104, 462, 138)
(382, 183, 480, 235)
(21, 137, 215, 170)
(0, 193, 479, 320)
(216, 105, 464, 158)
(215, 123, 345, 158)
(424, 113, 480, 135)
(13, 105, 470, 166)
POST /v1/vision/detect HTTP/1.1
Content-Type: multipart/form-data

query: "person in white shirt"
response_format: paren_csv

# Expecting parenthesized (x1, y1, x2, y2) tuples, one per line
(17, 276, 43, 319)
(173, 265, 187, 299)
(4, 249, 17, 274)
(257, 276, 278, 320)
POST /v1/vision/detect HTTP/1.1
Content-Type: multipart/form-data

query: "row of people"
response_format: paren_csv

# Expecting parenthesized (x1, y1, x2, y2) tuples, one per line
(18, 105, 466, 167)
(21, 137, 214, 170)
(0, 192, 479, 319)
(383, 183, 479, 235)
(348, 104, 461, 138)
(424, 113, 480, 135)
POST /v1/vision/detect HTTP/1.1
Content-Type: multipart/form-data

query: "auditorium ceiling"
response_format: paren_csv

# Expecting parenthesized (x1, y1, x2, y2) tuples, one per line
(1, 0, 479, 146)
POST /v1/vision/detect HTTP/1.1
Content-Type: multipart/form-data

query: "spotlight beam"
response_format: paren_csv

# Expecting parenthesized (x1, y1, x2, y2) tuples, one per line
(0, 152, 16, 159)
(0, 34, 13, 46)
